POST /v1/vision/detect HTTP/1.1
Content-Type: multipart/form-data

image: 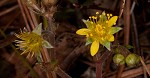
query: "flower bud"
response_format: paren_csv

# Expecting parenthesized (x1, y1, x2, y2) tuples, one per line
(125, 53, 140, 67)
(113, 54, 125, 66)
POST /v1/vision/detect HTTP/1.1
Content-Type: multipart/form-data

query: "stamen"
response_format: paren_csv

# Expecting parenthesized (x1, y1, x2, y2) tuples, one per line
(113, 23, 116, 25)
(106, 14, 111, 19)
(89, 16, 92, 21)
(110, 14, 112, 16)
(92, 16, 96, 23)
(95, 17, 98, 23)
(96, 12, 99, 14)
(106, 21, 108, 23)
(90, 33, 93, 36)
(107, 14, 109, 16)
(100, 15, 101, 18)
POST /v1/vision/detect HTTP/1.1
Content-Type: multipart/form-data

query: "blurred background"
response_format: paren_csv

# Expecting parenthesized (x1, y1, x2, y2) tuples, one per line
(0, 0, 150, 78)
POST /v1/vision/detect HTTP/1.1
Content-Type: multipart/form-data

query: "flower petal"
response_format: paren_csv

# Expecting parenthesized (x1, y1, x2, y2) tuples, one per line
(90, 41, 99, 56)
(76, 28, 90, 35)
(108, 35, 114, 42)
(108, 16, 118, 27)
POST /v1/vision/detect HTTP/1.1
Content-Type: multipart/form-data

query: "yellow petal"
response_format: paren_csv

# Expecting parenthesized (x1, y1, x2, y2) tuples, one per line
(108, 16, 118, 27)
(76, 28, 90, 35)
(108, 35, 114, 41)
(90, 41, 99, 56)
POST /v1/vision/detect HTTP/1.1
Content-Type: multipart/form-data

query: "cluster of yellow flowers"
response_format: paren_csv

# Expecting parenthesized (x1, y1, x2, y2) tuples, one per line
(76, 12, 122, 56)
(15, 12, 121, 57)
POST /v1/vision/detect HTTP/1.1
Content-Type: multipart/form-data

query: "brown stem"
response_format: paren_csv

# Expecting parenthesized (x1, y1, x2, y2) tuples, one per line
(41, 48, 53, 78)
(22, 2, 35, 29)
(96, 62, 102, 78)
(140, 57, 150, 76)
(55, 67, 72, 78)
(41, 48, 51, 63)
(116, 65, 125, 78)
(29, 10, 38, 26)
(17, 0, 31, 31)
(123, 0, 130, 45)
(117, 0, 131, 78)
(104, 53, 113, 76)
(96, 51, 112, 78)
(108, 63, 150, 78)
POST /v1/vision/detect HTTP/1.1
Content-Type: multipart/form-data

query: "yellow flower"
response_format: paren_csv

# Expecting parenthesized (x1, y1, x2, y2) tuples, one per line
(76, 12, 122, 56)
(15, 23, 53, 57)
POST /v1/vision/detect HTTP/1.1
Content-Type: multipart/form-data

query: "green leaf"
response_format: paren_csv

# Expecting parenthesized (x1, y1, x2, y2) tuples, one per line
(33, 23, 42, 35)
(82, 19, 94, 29)
(85, 38, 93, 45)
(101, 41, 111, 51)
(43, 40, 53, 48)
(110, 27, 122, 34)
(124, 45, 134, 49)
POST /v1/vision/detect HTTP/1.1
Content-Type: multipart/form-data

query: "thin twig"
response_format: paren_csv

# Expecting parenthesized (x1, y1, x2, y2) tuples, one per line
(108, 63, 150, 78)
(55, 67, 72, 78)
(119, 0, 125, 18)
(29, 10, 38, 26)
(140, 56, 150, 76)
(21, 1, 35, 29)
(0, 5, 19, 16)
(41, 48, 51, 63)
(17, 0, 31, 31)
(0, 0, 9, 7)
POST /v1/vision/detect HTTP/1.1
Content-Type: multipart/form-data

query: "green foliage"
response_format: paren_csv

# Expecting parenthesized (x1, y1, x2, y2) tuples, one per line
(125, 53, 140, 67)
(113, 54, 125, 65)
